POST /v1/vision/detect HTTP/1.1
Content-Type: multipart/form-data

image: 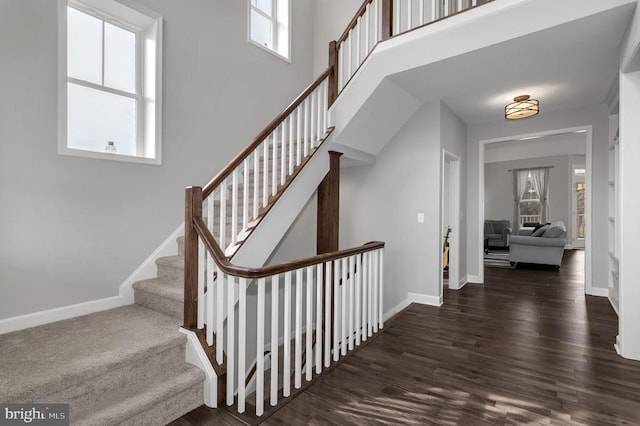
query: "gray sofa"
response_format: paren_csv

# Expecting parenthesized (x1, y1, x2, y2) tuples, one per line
(509, 221, 567, 267)
(484, 220, 512, 248)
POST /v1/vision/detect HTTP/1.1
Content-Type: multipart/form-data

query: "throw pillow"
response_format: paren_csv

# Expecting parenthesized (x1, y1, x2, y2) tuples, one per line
(533, 222, 550, 233)
(531, 225, 549, 237)
(542, 225, 565, 238)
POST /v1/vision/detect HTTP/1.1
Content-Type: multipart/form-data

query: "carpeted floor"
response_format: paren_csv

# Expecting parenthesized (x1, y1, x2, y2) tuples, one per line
(484, 250, 513, 268)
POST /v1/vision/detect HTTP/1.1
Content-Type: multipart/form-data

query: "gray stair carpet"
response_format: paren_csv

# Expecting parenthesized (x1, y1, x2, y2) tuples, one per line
(0, 278, 204, 425)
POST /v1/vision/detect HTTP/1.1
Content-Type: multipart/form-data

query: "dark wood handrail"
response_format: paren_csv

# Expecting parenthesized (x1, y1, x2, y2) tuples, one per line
(202, 66, 333, 198)
(193, 215, 384, 279)
(337, 0, 376, 44)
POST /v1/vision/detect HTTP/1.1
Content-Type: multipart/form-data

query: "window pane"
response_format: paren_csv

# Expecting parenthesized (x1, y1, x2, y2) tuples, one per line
(252, 0, 273, 16)
(67, 7, 103, 85)
(251, 9, 272, 48)
(67, 83, 137, 156)
(104, 22, 136, 94)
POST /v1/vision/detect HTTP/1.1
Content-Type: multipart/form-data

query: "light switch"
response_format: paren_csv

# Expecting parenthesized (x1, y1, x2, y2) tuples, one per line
(417, 213, 425, 223)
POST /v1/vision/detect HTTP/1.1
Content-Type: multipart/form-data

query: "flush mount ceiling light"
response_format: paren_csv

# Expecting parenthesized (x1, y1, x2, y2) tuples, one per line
(505, 95, 539, 120)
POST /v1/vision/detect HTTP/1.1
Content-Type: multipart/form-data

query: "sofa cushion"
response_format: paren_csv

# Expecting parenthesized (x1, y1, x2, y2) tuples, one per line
(484, 222, 494, 234)
(542, 222, 566, 238)
(531, 225, 549, 237)
(510, 235, 566, 248)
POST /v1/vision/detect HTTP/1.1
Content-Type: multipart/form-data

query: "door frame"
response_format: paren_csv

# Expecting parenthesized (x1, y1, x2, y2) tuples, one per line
(441, 149, 461, 297)
(571, 163, 586, 249)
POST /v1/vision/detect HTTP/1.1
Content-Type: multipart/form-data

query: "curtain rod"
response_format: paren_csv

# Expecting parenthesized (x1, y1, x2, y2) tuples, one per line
(508, 166, 554, 172)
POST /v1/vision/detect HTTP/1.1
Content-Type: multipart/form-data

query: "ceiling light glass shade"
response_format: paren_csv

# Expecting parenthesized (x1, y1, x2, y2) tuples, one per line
(505, 95, 539, 120)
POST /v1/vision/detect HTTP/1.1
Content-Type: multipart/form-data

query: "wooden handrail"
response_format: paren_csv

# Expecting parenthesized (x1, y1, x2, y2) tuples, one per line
(193, 215, 384, 279)
(337, 0, 376, 44)
(202, 66, 333, 198)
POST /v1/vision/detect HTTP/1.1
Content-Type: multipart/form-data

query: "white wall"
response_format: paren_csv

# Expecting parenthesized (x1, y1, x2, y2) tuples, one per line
(484, 155, 586, 244)
(0, 0, 314, 319)
(485, 134, 586, 163)
(466, 104, 609, 289)
(339, 102, 442, 311)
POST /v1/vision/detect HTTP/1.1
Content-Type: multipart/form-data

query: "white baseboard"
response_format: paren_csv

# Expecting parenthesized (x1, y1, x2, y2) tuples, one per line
(0, 296, 126, 335)
(0, 223, 184, 336)
(586, 287, 608, 297)
(383, 298, 412, 322)
(408, 292, 443, 307)
(456, 275, 468, 290)
(180, 328, 217, 408)
(119, 223, 184, 303)
(614, 335, 621, 356)
(467, 274, 483, 284)
(608, 296, 619, 316)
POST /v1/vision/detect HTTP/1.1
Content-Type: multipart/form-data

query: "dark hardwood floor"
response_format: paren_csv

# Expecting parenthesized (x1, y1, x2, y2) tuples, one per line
(172, 250, 640, 425)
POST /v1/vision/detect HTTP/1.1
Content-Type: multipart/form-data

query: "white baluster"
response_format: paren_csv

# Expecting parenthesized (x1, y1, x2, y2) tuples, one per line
(458, 0, 463, 13)
(262, 140, 268, 208)
(394, 0, 401, 35)
(280, 121, 286, 185)
(289, 112, 294, 175)
(341, 257, 347, 356)
(419, 0, 425, 25)
(294, 268, 302, 388)
(362, 251, 368, 341)
(315, 263, 323, 374)
(346, 31, 352, 82)
(306, 266, 313, 381)
(364, 3, 370, 58)
(407, 0, 413, 31)
(242, 159, 248, 232)
(206, 256, 214, 345)
(379, 249, 384, 329)
(367, 251, 373, 338)
(283, 271, 292, 397)
(238, 277, 247, 413)
(324, 261, 332, 367)
(348, 255, 355, 351)
(303, 98, 310, 157)
(373, 0, 380, 42)
(272, 127, 278, 196)
(256, 277, 265, 416)
(373, 250, 379, 333)
(271, 274, 279, 406)
(333, 259, 339, 361)
(226, 275, 235, 406)
(309, 92, 316, 149)
(444, 0, 450, 16)
(253, 150, 259, 219)
(355, 16, 361, 68)
(316, 87, 322, 145)
(432, 0, 438, 21)
(231, 169, 238, 246)
(355, 253, 362, 346)
(338, 43, 344, 91)
(216, 267, 224, 363)
(323, 81, 328, 135)
(197, 238, 205, 329)
(219, 179, 226, 249)
(296, 105, 302, 166)
(472, 0, 477, 6)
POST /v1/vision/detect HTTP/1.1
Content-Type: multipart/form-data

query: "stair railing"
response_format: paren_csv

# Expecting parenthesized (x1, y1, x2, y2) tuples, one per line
(333, 0, 492, 96)
(186, 187, 384, 416)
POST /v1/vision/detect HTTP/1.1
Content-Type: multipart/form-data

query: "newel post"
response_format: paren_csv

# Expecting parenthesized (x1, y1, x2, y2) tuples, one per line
(328, 40, 339, 106)
(381, 0, 393, 40)
(317, 151, 343, 254)
(184, 186, 203, 330)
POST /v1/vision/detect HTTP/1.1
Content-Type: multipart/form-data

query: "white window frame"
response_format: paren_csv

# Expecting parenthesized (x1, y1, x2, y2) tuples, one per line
(247, 0, 291, 62)
(58, 0, 163, 165)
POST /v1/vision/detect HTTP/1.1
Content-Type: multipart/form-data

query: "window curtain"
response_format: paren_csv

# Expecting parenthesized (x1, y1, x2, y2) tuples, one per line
(530, 168, 550, 222)
(513, 170, 529, 230)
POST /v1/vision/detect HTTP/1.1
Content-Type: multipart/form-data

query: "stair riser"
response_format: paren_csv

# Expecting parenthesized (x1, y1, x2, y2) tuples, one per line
(135, 288, 183, 319)
(43, 342, 186, 420)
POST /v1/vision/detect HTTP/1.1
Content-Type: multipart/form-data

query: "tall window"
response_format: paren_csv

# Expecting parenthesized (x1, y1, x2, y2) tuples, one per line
(519, 175, 542, 226)
(248, 0, 290, 61)
(59, 0, 162, 164)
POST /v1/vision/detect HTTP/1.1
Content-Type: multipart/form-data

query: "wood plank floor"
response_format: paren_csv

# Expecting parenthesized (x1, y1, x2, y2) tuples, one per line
(171, 250, 640, 425)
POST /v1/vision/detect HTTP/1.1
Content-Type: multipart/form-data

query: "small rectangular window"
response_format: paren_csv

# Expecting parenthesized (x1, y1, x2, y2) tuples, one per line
(59, 0, 163, 165)
(248, 0, 290, 61)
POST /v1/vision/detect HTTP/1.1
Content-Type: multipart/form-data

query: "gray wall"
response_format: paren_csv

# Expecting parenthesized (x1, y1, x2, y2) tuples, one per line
(484, 155, 586, 244)
(312, 0, 362, 75)
(0, 0, 315, 319)
(466, 103, 609, 289)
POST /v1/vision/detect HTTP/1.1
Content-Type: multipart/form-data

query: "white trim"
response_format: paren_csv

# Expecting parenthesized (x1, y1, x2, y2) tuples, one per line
(180, 328, 218, 408)
(477, 125, 592, 292)
(586, 287, 608, 297)
(467, 274, 483, 284)
(441, 150, 461, 292)
(382, 298, 412, 323)
(0, 296, 125, 335)
(247, 0, 292, 63)
(119, 222, 184, 303)
(609, 295, 620, 315)
(457, 275, 468, 289)
(408, 292, 443, 307)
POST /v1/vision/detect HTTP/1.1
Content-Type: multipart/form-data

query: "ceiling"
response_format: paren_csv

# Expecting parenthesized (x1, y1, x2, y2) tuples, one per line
(389, 5, 634, 124)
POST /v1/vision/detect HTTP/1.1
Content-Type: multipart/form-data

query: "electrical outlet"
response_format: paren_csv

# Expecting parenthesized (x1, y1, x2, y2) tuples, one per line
(417, 213, 425, 223)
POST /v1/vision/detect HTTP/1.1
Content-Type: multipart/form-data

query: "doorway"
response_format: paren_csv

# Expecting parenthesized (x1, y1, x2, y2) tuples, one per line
(441, 150, 461, 299)
(571, 164, 586, 249)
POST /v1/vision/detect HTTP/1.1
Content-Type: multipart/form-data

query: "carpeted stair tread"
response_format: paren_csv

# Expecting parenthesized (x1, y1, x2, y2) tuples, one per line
(74, 363, 204, 426)
(0, 305, 185, 403)
(134, 278, 184, 300)
(156, 255, 185, 269)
